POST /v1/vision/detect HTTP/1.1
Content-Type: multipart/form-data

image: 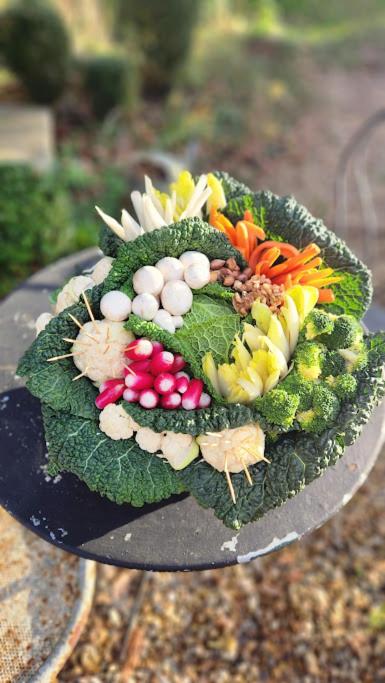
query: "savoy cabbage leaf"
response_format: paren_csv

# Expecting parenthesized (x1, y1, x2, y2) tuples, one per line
(42, 405, 185, 505)
(179, 331, 385, 528)
(225, 192, 372, 319)
(17, 301, 99, 419)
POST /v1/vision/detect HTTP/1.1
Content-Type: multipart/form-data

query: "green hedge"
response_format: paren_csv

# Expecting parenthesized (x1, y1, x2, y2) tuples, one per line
(0, 0, 70, 104)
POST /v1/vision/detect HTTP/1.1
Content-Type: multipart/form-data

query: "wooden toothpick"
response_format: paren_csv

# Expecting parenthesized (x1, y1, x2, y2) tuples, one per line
(47, 351, 84, 362)
(224, 453, 236, 504)
(81, 290, 98, 333)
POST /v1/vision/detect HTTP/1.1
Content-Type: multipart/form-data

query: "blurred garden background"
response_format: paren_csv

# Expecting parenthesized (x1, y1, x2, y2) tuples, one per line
(1, 0, 385, 680)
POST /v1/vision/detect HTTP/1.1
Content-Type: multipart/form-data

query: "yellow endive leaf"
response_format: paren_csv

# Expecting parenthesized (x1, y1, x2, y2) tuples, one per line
(267, 315, 290, 360)
(242, 322, 264, 351)
(206, 173, 226, 211)
(287, 285, 318, 324)
(258, 336, 288, 376)
(251, 301, 272, 334)
(202, 352, 222, 395)
(279, 293, 300, 355)
(231, 336, 251, 370)
(264, 369, 281, 393)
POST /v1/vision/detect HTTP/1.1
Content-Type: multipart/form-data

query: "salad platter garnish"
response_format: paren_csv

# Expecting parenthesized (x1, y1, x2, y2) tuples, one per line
(18, 170, 385, 529)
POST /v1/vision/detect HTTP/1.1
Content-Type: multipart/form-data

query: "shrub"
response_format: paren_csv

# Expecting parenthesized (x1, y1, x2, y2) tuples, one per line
(80, 53, 138, 119)
(116, 0, 200, 95)
(0, 164, 72, 297)
(0, 0, 71, 104)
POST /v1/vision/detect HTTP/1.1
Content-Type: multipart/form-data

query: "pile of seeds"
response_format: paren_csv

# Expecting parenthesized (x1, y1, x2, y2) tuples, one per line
(210, 259, 285, 317)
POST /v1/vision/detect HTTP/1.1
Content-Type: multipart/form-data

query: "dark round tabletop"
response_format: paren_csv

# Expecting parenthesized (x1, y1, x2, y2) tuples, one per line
(0, 249, 384, 571)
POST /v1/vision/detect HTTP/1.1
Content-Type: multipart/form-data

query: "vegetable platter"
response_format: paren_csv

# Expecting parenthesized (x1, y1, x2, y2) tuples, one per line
(17, 170, 385, 530)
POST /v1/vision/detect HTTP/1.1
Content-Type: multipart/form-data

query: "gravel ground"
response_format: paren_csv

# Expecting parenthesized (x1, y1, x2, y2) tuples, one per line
(60, 438, 385, 683)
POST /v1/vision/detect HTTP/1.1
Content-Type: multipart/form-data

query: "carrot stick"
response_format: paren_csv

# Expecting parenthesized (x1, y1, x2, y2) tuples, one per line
(235, 221, 250, 260)
(243, 221, 266, 241)
(261, 247, 281, 269)
(317, 289, 335, 303)
(268, 243, 321, 278)
(305, 275, 343, 288)
(243, 210, 254, 222)
(300, 267, 334, 284)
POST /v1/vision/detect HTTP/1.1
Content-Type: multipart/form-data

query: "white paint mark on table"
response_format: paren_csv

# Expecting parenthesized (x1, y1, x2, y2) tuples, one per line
(30, 515, 41, 527)
(221, 534, 239, 552)
(237, 531, 299, 564)
(124, 533, 132, 542)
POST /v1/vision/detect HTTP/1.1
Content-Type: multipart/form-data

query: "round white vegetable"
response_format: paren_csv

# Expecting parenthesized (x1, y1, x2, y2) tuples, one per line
(184, 263, 211, 290)
(91, 256, 114, 285)
(99, 404, 138, 440)
(132, 293, 159, 321)
(72, 320, 134, 384)
(55, 275, 94, 314)
(160, 281, 193, 316)
(133, 266, 164, 296)
(179, 251, 210, 270)
(100, 290, 132, 322)
(35, 312, 53, 336)
(172, 315, 184, 329)
(155, 256, 185, 282)
(153, 309, 176, 333)
(135, 427, 163, 454)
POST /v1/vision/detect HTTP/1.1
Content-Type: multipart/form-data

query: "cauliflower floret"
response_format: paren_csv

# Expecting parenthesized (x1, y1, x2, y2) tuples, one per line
(160, 432, 199, 470)
(197, 424, 265, 473)
(91, 256, 114, 285)
(135, 427, 164, 454)
(35, 312, 53, 336)
(72, 320, 134, 385)
(99, 404, 138, 440)
(55, 275, 94, 314)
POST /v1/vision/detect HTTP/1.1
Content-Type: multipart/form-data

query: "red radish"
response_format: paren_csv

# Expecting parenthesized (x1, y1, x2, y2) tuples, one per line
(171, 353, 186, 373)
(95, 382, 125, 409)
(151, 340, 164, 355)
(124, 359, 151, 375)
(161, 392, 182, 409)
(175, 371, 189, 380)
(125, 371, 153, 391)
(139, 389, 159, 409)
(99, 378, 124, 393)
(154, 372, 176, 395)
(198, 392, 212, 408)
(175, 374, 189, 394)
(123, 387, 140, 403)
(182, 379, 204, 410)
(150, 351, 174, 375)
(125, 338, 153, 361)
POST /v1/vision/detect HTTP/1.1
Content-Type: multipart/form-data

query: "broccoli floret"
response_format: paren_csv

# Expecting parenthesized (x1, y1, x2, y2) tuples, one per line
(320, 314, 362, 350)
(297, 383, 340, 434)
(303, 309, 334, 341)
(256, 388, 300, 428)
(338, 340, 368, 373)
(326, 373, 358, 401)
(294, 341, 326, 381)
(322, 350, 346, 377)
(280, 371, 314, 411)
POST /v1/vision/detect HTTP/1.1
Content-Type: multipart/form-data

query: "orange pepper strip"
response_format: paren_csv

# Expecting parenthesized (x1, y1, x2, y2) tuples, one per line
(235, 221, 250, 261)
(317, 289, 335, 303)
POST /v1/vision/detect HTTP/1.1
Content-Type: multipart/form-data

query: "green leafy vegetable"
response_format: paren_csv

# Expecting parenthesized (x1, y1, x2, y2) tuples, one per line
(225, 191, 372, 319)
(17, 300, 99, 419)
(42, 405, 185, 505)
(179, 331, 385, 528)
